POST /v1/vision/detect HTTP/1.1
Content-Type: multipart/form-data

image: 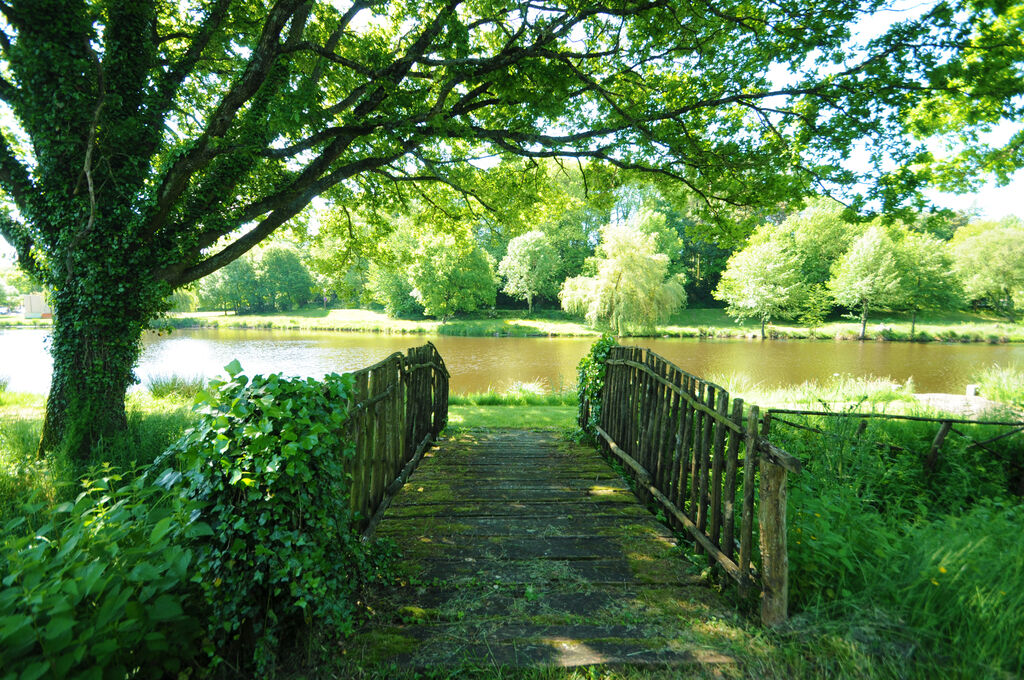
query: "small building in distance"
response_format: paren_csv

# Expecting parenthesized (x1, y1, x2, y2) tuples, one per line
(23, 293, 51, 319)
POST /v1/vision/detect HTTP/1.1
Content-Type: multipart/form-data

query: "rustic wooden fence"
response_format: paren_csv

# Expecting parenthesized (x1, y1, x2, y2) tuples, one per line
(764, 408, 1024, 494)
(345, 342, 449, 537)
(588, 345, 801, 626)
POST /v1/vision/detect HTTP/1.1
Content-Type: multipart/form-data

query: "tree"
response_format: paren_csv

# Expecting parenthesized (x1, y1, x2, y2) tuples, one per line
(827, 226, 902, 339)
(410, 234, 496, 320)
(758, 199, 864, 288)
(0, 2, 1019, 457)
(892, 231, 961, 337)
(200, 257, 260, 315)
(950, 218, 1024, 321)
(499, 230, 559, 314)
(168, 286, 199, 313)
(559, 220, 685, 335)
(255, 246, 314, 311)
(714, 239, 807, 339)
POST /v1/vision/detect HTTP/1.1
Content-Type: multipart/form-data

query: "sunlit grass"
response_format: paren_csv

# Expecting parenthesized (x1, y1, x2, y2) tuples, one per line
(708, 372, 917, 410)
(973, 363, 1024, 407)
(145, 373, 206, 399)
(450, 381, 577, 406)
(447, 405, 576, 430)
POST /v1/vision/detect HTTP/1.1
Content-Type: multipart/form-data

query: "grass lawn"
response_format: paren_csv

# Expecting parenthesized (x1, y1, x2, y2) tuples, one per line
(447, 405, 576, 430)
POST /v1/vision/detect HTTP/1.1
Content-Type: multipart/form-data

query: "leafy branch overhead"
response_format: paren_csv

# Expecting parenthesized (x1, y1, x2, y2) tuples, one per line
(1, 1, 1020, 288)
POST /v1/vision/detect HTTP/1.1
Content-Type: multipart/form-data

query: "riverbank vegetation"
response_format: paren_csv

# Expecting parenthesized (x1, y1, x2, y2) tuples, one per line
(768, 411, 1024, 678)
(119, 306, 1024, 344)
(2, 354, 1023, 677)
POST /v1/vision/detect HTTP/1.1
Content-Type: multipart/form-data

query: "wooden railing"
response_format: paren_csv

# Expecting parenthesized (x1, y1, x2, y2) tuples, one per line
(765, 408, 1024, 494)
(345, 342, 449, 537)
(589, 345, 801, 626)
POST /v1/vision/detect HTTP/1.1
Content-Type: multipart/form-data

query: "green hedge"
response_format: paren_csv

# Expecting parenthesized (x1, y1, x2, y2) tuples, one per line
(2, 364, 391, 677)
(162, 362, 389, 673)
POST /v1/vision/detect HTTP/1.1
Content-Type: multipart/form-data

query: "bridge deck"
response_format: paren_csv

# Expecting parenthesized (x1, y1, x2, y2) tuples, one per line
(344, 429, 752, 670)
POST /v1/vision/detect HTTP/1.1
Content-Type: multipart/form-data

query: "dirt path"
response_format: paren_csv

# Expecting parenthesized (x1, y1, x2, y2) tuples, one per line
(342, 429, 758, 673)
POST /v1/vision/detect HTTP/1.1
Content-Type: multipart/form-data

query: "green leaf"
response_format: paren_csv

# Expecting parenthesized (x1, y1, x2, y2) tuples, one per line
(17, 662, 50, 680)
(149, 517, 174, 546)
(42, 615, 75, 642)
(224, 359, 243, 377)
(149, 594, 184, 622)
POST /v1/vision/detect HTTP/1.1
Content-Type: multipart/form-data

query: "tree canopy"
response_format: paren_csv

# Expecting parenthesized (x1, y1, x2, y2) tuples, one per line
(559, 215, 685, 334)
(0, 0, 1021, 456)
(828, 226, 902, 338)
(714, 239, 806, 339)
(950, 217, 1024, 320)
(499, 230, 559, 314)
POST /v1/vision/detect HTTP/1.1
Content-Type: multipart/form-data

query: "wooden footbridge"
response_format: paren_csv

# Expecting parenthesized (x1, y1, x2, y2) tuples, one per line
(337, 343, 801, 670)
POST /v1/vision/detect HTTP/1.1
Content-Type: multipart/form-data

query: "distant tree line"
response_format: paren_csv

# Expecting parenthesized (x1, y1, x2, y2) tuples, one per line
(185, 245, 316, 315)
(147, 160, 1019, 335)
(713, 199, 1023, 337)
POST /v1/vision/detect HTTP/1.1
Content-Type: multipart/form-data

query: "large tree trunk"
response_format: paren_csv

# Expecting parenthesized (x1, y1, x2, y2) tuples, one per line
(859, 301, 868, 340)
(38, 288, 149, 462)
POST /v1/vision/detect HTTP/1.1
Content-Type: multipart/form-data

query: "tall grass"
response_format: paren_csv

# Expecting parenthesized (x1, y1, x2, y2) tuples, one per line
(0, 394, 197, 524)
(145, 373, 206, 399)
(710, 372, 915, 409)
(973, 363, 1024, 408)
(449, 380, 577, 406)
(771, 412, 1023, 678)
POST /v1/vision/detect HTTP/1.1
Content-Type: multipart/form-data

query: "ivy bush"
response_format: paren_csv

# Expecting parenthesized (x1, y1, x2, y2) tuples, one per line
(575, 334, 617, 439)
(162, 361, 387, 673)
(0, 467, 204, 679)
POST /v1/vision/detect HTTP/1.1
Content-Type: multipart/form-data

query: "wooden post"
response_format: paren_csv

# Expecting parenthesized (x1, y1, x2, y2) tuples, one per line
(738, 404, 758, 598)
(758, 456, 789, 627)
(925, 421, 952, 472)
(758, 410, 789, 627)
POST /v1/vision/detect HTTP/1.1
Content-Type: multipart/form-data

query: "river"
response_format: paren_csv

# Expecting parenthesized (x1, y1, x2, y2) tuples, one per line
(2, 327, 1023, 395)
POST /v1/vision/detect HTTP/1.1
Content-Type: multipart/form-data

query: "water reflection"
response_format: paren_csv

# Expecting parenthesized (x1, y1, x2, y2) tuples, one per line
(1, 327, 1022, 395)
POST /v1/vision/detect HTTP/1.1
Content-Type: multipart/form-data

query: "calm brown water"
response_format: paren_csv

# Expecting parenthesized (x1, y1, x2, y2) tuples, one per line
(2, 328, 1023, 395)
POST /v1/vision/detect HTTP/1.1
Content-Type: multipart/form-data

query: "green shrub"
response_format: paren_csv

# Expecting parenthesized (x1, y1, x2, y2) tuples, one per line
(162, 362, 388, 673)
(575, 334, 616, 439)
(0, 375, 8, 392)
(0, 467, 203, 678)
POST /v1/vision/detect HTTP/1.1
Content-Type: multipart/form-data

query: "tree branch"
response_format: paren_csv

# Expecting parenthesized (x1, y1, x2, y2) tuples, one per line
(146, 0, 307, 238)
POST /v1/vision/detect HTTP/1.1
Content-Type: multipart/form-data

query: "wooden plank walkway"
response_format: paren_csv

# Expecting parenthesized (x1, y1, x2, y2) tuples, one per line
(344, 429, 750, 671)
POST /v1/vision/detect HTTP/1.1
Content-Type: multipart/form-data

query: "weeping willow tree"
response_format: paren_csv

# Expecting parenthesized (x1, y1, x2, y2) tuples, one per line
(560, 215, 685, 335)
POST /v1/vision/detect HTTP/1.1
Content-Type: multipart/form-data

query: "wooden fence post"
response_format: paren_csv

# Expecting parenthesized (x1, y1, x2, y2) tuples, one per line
(757, 411, 800, 627)
(758, 457, 789, 626)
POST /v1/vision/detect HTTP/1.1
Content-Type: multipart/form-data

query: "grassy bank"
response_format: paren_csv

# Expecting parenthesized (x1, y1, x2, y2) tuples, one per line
(5, 306, 1021, 342)
(0, 306, 998, 343)
(0, 390, 197, 525)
